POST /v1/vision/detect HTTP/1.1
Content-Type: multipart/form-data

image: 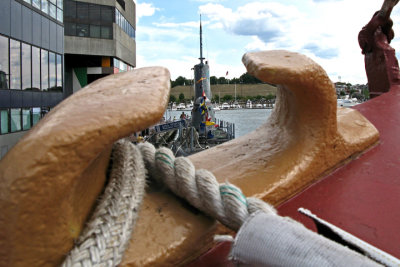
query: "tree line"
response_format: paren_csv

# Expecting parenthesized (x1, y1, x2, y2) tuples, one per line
(171, 72, 262, 88)
(169, 93, 275, 103)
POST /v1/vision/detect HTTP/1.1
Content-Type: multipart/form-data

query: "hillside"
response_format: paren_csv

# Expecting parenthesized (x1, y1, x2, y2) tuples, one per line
(171, 83, 277, 100)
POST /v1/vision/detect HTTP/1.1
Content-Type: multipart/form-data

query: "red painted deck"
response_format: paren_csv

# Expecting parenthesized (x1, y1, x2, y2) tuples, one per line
(189, 87, 400, 265)
(278, 86, 400, 258)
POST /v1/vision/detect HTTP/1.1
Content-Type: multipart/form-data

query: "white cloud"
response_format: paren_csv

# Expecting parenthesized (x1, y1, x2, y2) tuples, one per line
(136, 2, 159, 23)
(197, 0, 398, 84)
(153, 21, 203, 28)
(192, 0, 226, 2)
(136, 0, 400, 84)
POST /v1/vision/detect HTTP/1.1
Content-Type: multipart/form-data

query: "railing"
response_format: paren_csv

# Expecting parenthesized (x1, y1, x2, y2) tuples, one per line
(215, 119, 235, 140)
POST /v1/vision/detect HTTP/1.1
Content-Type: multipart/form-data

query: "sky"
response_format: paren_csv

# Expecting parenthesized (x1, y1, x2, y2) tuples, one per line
(133, 0, 400, 84)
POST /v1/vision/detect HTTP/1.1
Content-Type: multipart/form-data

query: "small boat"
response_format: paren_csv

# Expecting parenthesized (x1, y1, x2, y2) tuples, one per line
(176, 103, 186, 110)
(221, 102, 230, 109)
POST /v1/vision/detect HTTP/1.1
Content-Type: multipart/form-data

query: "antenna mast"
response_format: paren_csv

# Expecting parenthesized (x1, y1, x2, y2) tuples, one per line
(199, 14, 205, 64)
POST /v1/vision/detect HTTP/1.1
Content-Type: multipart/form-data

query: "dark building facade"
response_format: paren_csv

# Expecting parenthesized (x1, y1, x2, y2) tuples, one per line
(63, 0, 136, 95)
(0, 0, 64, 159)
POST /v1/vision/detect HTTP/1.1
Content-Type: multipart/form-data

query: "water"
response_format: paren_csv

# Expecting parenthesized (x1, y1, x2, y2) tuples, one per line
(165, 109, 272, 138)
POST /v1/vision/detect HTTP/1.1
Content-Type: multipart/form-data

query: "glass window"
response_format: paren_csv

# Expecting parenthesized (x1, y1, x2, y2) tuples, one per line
(49, 0, 56, 4)
(49, 3, 57, 19)
(41, 0, 48, 14)
(32, 108, 41, 125)
(77, 24, 89, 37)
(113, 58, 119, 69)
(22, 109, 31, 130)
(32, 46, 40, 91)
(101, 26, 112, 39)
(89, 4, 100, 23)
(49, 52, 56, 91)
(0, 110, 9, 134)
(41, 49, 48, 91)
(57, 0, 63, 9)
(101, 6, 113, 23)
(0, 36, 9, 90)
(22, 43, 31, 90)
(117, 9, 121, 26)
(77, 2, 88, 20)
(32, 0, 40, 9)
(10, 109, 21, 132)
(10, 40, 21, 90)
(23, 0, 31, 4)
(65, 22, 76, 36)
(57, 8, 63, 22)
(65, 0, 76, 19)
(56, 54, 62, 90)
(90, 25, 100, 38)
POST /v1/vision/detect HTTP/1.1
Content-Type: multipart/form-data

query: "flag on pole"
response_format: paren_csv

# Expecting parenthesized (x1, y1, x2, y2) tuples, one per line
(226, 71, 229, 76)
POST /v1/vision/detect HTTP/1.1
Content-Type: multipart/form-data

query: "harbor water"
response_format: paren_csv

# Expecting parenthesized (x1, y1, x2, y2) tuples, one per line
(165, 109, 273, 138)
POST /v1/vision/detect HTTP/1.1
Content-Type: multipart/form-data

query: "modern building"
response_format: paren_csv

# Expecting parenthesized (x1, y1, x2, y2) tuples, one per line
(0, 0, 136, 159)
(0, 0, 65, 159)
(63, 0, 136, 95)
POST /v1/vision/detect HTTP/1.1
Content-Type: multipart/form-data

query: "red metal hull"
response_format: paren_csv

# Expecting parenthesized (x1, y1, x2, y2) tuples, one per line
(189, 87, 400, 265)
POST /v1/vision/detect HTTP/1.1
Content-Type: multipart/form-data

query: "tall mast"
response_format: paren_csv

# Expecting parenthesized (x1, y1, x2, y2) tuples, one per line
(199, 14, 205, 64)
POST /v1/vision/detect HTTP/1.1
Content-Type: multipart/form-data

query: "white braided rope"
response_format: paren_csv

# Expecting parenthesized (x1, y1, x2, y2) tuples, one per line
(62, 140, 146, 267)
(138, 142, 277, 230)
(62, 140, 276, 266)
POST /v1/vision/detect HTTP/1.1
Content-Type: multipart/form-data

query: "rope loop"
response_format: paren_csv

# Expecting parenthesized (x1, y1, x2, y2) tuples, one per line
(63, 140, 277, 266)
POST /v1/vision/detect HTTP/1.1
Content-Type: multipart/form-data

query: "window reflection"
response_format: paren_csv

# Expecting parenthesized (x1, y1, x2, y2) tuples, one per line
(77, 24, 89, 37)
(22, 43, 31, 90)
(56, 54, 62, 90)
(101, 26, 111, 39)
(22, 109, 31, 130)
(49, 3, 57, 19)
(11, 109, 21, 132)
(65, 0, 76, 19)
(41, 0, 48, 14)
(77, 2, 88, 20)
(32, 46, 40, 91)
(32, 0, 40, 9)
(49, 52, 56, 91)
(41, 50, 48, 91)
(89, 4, 100, 22)
(32, 107, 41, 126)
(101, 6, 113, 23)
(64, 0, 116, 40)
(10, 40, 21, 90)
(0, 110, 8, 134)
(90, 25, 100, 38)
(115, 8, 135, 39)
(57, 8, 63, 22)
(0, 36, 9, 90)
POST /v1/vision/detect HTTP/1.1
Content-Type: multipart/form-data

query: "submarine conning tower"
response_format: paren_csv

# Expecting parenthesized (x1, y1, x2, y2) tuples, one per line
(192, 15, 213, 131)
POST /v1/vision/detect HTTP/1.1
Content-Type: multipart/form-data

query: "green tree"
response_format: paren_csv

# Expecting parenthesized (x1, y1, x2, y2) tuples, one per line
(231, 78, 240, 84)
(218, 77, 228, 84)
(212, 94, 220, 103)
(179, 93, 185, 102)
(363, 88, 370, 99)
(222, 94, 233, 102)
(240, 72, 261, 84)
(172, 76, 189, 87)
(266, 94, 275, 101)
(169, 95, 176, 103)
(210, 76, 218, 85)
